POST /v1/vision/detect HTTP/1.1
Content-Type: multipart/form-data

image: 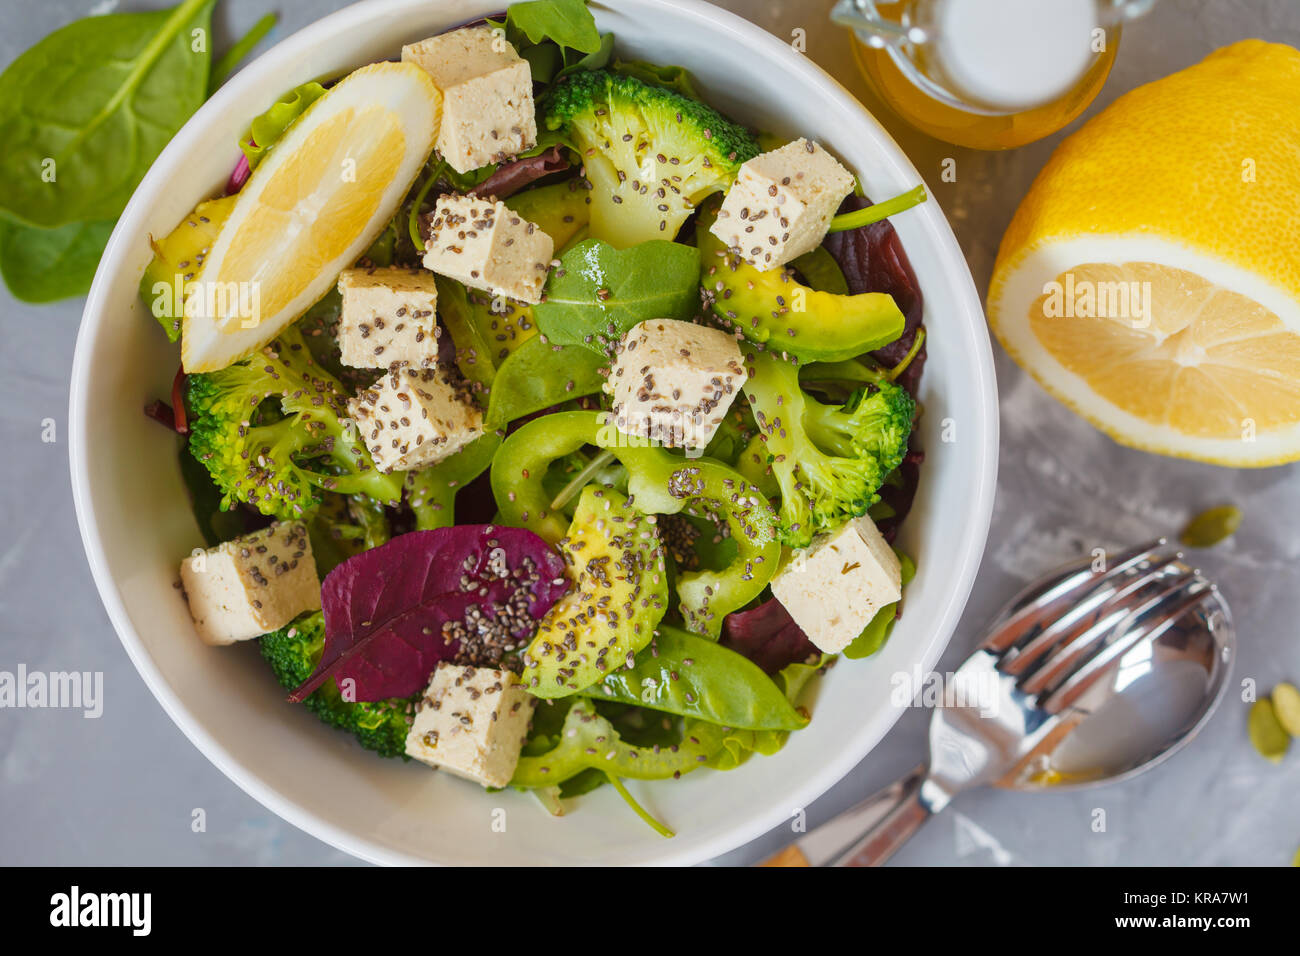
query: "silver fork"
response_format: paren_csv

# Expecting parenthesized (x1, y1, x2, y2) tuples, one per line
(759, 539, 1230, 867)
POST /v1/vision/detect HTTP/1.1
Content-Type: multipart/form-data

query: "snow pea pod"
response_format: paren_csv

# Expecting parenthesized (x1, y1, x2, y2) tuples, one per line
(579, 625, 806, 731)
(485, 336, 606, 427)
(490, 410, 780, 635)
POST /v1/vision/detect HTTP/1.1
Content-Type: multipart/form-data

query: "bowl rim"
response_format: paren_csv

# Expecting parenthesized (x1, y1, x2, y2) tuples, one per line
(69, 0, 999, 866)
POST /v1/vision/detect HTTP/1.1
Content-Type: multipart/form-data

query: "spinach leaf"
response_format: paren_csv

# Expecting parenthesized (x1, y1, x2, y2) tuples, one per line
(208, 12, 277, 94)
(485, 335, 606, 427)
(706, 656, 825, 771)
(580, 625, 807, 731)
(0, 219, 114, 303)
(505, 0, 602, 54)
(534, 238, 701, 352)
(0, 0, 216, 228)
(239, 81, 327, 168)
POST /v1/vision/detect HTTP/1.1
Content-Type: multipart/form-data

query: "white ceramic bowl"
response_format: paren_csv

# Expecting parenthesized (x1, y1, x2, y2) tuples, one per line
(70, 0, 998, 865)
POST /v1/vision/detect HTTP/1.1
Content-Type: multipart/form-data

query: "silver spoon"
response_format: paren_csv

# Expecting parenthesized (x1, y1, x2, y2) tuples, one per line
(760, 539, 1234, 867)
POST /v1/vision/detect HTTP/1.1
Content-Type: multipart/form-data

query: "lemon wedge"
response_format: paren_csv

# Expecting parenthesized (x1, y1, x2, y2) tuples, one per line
(182, 61, 441, 372)
(988, 41, 1300, 466)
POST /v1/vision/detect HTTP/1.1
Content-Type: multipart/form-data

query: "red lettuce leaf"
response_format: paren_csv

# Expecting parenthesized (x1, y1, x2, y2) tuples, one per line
(226, 152, 251, 195)
(823, 194, 927, 396)
(470, 146, 570, 200)
(721, 599, 818, 675)
(290, 526, 569, 702)
(823, 194, 926, 537)
(876, 445, 924, 545)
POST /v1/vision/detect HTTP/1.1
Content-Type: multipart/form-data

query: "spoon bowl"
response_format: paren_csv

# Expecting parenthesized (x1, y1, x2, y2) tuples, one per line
(760, 539, 1236, 866)
(993, 555, 1234, 791)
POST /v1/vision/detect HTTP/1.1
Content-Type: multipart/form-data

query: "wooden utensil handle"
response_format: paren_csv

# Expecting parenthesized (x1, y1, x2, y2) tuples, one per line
(758, 844, 810, 866)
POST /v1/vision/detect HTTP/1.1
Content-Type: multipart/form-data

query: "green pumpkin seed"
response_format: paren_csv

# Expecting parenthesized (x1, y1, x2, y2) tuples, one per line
(1179, 505, 1242, 548)
(1249, 698, 1290, 763)
(1271, 683, 1300, 737)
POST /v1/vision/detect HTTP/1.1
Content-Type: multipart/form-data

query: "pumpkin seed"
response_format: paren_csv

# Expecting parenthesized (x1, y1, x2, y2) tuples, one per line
(1249, 698, 1289, 763)
(1270, 682, 1300, 737)
(1179, 505, 1242, 548)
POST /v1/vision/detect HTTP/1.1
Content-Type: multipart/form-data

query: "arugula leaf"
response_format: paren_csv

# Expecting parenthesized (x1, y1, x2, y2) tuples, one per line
(556, 32, 615, 80)
(506, 0, 602, 54)
(534, 238, 701, 352)
(491, 0, 607, 85)
(520, 43, 565, 84)
(0, 219, 114, 303)
(0, 0, 216, 228)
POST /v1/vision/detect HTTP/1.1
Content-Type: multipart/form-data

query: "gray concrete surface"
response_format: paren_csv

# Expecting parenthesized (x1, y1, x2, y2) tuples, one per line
(1, 0, 1297, 866)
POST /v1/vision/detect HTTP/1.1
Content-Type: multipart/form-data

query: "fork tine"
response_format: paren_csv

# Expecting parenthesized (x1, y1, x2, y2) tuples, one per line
(982, 538, 1170, 655)
(999, 554, 1187, 678)
(1017, 566, 1195, 695)
(1038, 579, 1214, 715)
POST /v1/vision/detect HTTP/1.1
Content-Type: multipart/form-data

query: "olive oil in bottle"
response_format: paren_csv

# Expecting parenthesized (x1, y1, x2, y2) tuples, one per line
(833, 0, 1155, 150)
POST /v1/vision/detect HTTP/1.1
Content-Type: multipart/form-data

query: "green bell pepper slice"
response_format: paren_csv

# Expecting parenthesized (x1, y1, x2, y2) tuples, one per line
(490, 410, 780, 635)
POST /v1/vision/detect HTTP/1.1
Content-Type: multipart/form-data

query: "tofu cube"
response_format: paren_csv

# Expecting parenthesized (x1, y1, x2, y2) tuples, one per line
(770, 515, 902, 654)
(710, 138, 856, 271)
(337, 267, 441, 369)
(402, 25, 537, 174)
(180, 522, 320, 646)
(348, 365, 483, 473)
(405, 663, 537, 788)
(422, 194, 553, 304)
(607, 319, 748, 449)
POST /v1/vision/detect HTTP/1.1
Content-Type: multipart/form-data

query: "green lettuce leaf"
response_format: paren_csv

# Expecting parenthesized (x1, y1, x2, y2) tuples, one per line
(239, 80, 327, 167)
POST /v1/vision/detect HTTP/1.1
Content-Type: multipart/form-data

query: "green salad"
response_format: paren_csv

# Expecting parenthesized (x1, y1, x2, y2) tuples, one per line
(148, 0, 929, 836)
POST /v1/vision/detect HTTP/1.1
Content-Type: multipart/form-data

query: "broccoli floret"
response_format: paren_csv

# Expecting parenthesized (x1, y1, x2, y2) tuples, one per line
(739, 347, 915, 548)
(542, 69, 759, 248)
(804, 380, 916, 469)
(260, 611, 414, 759)
(186, 325, 404, 521)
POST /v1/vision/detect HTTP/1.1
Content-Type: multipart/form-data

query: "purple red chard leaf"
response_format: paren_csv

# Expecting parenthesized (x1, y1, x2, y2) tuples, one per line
(823, 194, 927, 535)
(290, 526, 569, 703)
(823, 194, 927, 396)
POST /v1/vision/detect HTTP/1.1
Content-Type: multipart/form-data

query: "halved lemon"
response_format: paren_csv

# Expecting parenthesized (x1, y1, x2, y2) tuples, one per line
(182, 62, 441, 372)
(988, 41, 1300, 466)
